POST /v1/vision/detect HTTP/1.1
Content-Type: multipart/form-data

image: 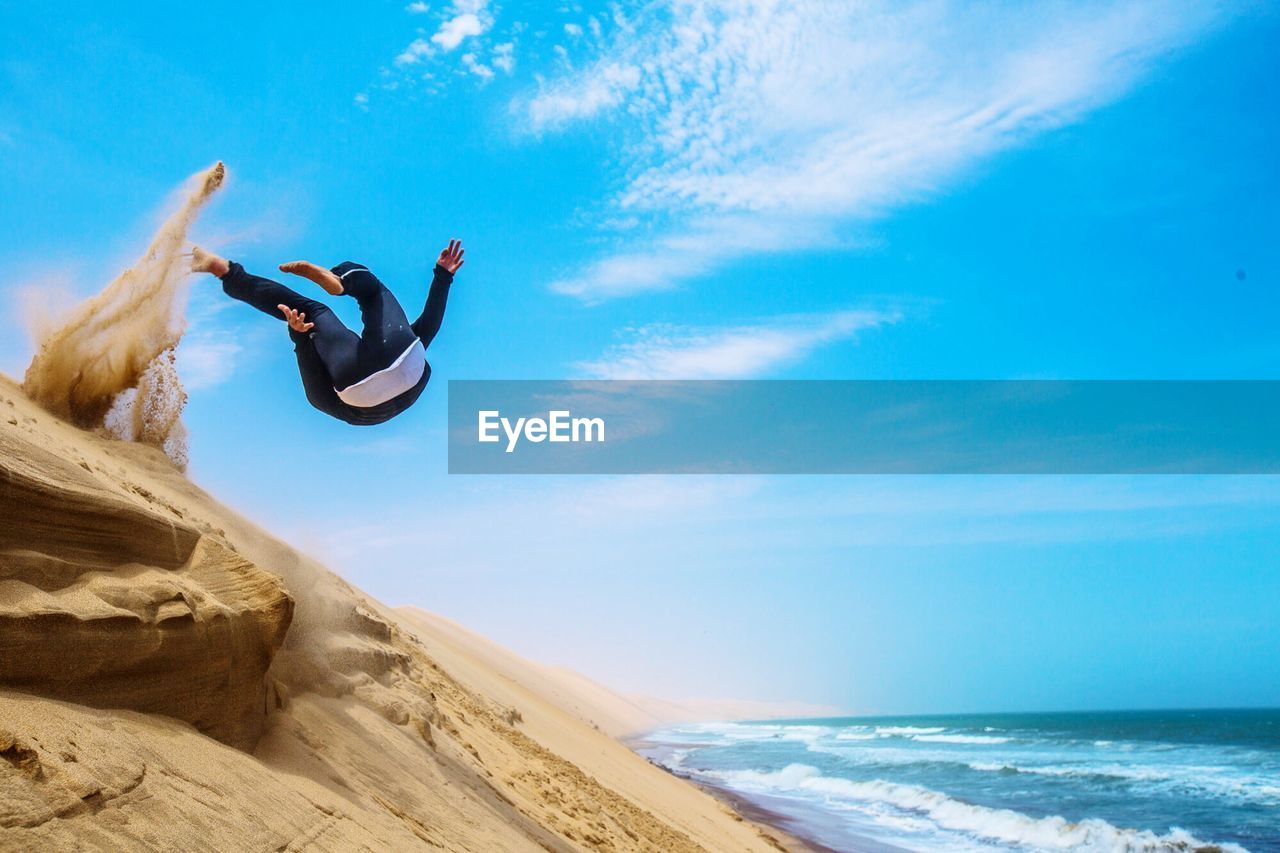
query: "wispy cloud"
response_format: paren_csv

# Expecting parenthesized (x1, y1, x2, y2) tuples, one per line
(396, 0, 491, 61)
(577, 308, 897, 379)
(518, 0, 1237, 300)
(526, 61, 639, 133)
(549, 213, 847, 300)
(176, 335, 242, 391)
(175, 288, 257, 391)
(395, 38, 435, 66)
(461, 52, 495, 80)
(373, 0, 514, 98)
(491, 42, 516, 74)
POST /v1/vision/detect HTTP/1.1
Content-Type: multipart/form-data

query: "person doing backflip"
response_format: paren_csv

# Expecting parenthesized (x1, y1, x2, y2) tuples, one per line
(189, 236, 464, 426)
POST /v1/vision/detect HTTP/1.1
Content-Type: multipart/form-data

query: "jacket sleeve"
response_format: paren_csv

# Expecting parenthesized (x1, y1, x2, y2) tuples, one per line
(410, 265, 454, 349)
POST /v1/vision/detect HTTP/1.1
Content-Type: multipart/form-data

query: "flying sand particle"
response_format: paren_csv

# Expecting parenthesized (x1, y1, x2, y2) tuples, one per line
(22, 162, 226, 466)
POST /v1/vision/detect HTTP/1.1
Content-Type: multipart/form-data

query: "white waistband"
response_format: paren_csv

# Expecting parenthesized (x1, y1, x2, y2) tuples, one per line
(335, 339, 426, 408)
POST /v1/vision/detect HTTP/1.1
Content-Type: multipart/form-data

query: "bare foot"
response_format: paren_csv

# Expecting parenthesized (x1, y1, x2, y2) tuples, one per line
(279, 260, 344, 295)
(190, 245, 230, 277)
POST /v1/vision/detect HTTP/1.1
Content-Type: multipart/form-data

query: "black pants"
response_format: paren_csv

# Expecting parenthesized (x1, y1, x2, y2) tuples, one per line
(221, 258, 414, 394)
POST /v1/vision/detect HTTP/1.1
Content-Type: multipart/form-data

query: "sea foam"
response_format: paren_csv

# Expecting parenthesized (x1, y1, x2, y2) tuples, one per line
(701, 763, 1245, 852)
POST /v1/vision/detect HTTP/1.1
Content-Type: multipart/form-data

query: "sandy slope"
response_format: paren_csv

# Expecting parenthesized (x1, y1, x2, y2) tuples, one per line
(398, 610, 840, 741)
(0, 374, 801, 853)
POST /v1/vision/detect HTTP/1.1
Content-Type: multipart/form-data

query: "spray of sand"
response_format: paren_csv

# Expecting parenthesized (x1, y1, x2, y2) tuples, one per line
(22, 163, 226, 465)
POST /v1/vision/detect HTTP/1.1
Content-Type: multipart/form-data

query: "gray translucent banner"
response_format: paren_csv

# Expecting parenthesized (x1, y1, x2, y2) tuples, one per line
(447, 380, 1280, 474)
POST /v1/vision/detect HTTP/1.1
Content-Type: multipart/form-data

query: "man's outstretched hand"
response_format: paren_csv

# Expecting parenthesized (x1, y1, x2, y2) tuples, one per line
(278, 304, 315, 334)
(437, 238, 465, 274)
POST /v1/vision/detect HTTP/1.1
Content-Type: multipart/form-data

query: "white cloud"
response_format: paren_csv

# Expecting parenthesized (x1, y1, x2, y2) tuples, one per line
(461, 52, 494, 80)
(550, 213, 850, 300)
(172, 276, 286, 391)
(432, 0, 491, 51)
(376, 0, 507, 102)
(177, 335, 242, 391)
(578, 309, 897, 379)
(492, 42, 516, 74)
(564, 23, 583, 37)
(394, 38, 433, 66)
(433, 14, 484, 49)
(526, 62, 640, 130)
(519, 0, 1237, 300)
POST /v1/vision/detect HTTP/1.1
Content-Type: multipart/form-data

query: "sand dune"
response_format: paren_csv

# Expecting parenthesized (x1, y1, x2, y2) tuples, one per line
(0, 374, 804, 851)
(397, 609, 841, 739)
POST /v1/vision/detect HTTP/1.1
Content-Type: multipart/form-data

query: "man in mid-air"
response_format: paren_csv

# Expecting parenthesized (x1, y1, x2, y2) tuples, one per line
(190, 237, 464, 426)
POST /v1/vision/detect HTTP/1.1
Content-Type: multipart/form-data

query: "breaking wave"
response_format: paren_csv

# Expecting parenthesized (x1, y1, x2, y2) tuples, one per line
(703, 763, 1245, 852)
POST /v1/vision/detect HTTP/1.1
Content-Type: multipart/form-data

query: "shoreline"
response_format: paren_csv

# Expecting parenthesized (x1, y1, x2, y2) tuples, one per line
(629, 736, 902, 853)
(685, 776, 840, 853)
(668, 763, 910, 853)
(626, 713, 1272, 853)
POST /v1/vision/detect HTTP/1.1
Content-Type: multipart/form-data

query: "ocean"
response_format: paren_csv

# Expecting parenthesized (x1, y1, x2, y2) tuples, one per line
(635, 709, 1279, 852)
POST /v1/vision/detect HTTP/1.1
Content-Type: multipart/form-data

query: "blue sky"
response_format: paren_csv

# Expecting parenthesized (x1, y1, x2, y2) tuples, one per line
(1, 0, 1278, 714)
